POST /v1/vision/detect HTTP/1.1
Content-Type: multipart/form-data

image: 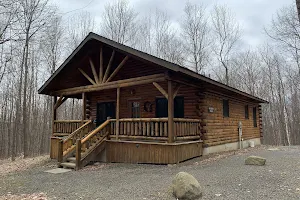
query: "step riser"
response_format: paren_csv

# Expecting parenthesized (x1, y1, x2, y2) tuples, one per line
(66, 157, 76, 163)
(60, 162, 76, 169)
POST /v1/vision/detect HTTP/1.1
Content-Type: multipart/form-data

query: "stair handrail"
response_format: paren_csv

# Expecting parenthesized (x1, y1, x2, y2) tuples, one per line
(58, 120, 92, 162)
(76, 119, 111, 169)
(63, 120, 92, 144)
(81, 119, 110, 144)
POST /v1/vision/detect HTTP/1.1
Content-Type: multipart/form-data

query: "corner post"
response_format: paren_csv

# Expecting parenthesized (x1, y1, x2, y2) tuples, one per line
(116, 88, 120, 139)
(57, 139, 63, 163)
(52, 96, 57, 135)
(76, 139, 81, 170)
(168, 80, 174, 143)
(82, 93, 86, 121)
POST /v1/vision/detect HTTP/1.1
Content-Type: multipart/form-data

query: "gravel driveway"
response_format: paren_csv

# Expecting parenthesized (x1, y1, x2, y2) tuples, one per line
(1, 146, 300, 200)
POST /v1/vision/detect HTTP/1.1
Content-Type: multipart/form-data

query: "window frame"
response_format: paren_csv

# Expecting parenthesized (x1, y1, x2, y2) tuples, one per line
(131, 101, 141, 118)
(223, 99, 229, 118)
(253, 107, 257, 127)
(245, 105, 249, 119)
(155, 96, 184, 118)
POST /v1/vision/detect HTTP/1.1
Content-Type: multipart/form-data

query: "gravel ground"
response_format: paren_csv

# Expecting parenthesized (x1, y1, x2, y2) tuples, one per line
(1, 146, 300, 200)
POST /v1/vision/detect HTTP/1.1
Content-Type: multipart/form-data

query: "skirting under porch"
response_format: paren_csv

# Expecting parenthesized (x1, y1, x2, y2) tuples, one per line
(104, 140, 203, 164)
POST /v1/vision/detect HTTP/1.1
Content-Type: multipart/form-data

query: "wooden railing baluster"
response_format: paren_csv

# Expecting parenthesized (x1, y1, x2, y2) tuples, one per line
(83, 118, 202, 143)
(138, 122, 142, 136)
(135, 122, 139, 135)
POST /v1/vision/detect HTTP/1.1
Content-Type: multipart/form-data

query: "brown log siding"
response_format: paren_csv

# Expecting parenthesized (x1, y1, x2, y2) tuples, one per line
(89, 82, 199, 119)
(202, 93, 260, 147)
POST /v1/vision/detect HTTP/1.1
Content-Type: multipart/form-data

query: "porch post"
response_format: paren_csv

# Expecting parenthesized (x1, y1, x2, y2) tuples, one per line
(82, 92, 86, 121)
(52, 96, 57, 135)
(116, 87, 120, 139)
(168, 80, 174, 143)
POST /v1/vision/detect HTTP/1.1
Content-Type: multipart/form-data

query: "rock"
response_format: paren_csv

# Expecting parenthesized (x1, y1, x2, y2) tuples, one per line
(172, 172, 202, 200)
(245, 156, 266, 166)
(94, 162, 101, 166)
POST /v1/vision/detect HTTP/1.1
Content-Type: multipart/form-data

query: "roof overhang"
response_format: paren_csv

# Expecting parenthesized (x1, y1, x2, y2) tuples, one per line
(38, 32, 268, 104)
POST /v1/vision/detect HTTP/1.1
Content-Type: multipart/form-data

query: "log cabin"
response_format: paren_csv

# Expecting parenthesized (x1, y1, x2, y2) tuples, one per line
(38, 32, 267, 170)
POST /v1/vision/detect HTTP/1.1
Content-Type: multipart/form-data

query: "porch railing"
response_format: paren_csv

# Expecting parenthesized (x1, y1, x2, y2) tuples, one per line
(53, 120, 90, 136)
(174, 118, 201, 140)
(109, 118, 201, 141)
(57, 120, 94, 162)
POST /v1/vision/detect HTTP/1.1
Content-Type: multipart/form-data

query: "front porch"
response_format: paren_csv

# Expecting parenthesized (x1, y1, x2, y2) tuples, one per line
(50, 117, 203, 167)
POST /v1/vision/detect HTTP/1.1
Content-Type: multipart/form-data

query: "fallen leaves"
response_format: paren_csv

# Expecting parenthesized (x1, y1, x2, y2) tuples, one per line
(0, 155, 50, 176)
(0, 192, 47, 200)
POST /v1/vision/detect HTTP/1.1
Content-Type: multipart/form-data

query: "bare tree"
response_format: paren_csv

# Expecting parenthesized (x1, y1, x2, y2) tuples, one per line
(231, 50, 261, 95)
(181, 2, 210, 73)
(14, 0, 53, 158)
(211, 4, 241, 85)
(101, 0, 138, 45)
(135, 9, 185, 65)
(296, 0, 300, 21)
(0, 0, 18, 45)
(136, 15, 152, 54)
(40, 15, 63, 74)
(152, 9, 185, 65)
(65, 11, 95, 54)
(266, 5, 300, 74)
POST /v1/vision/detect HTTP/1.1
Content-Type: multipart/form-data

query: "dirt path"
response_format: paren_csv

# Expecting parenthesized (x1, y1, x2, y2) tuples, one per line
(1, 146, 300, 200)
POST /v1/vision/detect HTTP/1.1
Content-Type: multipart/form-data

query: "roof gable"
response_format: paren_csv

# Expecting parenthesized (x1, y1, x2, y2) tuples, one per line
(38, 32, 267, 103)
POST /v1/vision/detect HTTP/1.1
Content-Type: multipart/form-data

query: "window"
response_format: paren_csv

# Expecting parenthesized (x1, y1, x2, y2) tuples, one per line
(253, 107, 257, 127)
(131, 102, 140, 118)
(223, 99, 229, 117)
(245, 105, 249, 119)
(155, 97, 184, 118)
(174, 96, 184, 118)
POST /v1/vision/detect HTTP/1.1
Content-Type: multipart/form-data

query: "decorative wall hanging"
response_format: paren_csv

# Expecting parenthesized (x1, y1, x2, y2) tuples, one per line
(143, 101, 153, 112)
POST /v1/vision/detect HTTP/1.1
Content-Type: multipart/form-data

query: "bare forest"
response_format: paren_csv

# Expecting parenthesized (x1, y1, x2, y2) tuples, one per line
(0, 0, 299, 159)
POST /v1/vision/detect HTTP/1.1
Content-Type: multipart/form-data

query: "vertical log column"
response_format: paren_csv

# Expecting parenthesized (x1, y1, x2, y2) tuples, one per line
(116, 88, 120, 140)
(82, 93, 86, 121)
(86, 98, 91, 119)
(258, 104, 263, 138)
(52, 96, 57, 135)
(168, 80, 174, 143)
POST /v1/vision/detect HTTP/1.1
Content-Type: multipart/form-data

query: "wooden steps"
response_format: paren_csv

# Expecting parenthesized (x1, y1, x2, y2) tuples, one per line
(60, 162, 76, 169)
(58, 120, 110, 170)
(67, 157, 76, 162)
(59, 156, 76, 169)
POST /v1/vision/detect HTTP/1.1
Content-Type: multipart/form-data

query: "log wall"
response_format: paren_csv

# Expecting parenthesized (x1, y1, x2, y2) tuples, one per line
(199, 93, 261, 147)
(89, 82, 199, 120)
(88, 83, 261, 148)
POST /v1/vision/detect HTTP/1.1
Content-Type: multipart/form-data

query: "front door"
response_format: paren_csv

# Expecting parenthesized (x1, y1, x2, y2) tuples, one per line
(96, 102, 116, 126)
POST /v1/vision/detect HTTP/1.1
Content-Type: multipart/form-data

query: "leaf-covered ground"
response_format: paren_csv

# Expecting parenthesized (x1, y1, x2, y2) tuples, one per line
(0, 155, 50, 177)
(1, 146, 300, 199)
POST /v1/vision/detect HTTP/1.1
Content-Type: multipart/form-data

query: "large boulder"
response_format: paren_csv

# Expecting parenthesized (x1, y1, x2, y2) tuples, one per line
(245, 156, 266, 166)
(172, 172, 202, 200)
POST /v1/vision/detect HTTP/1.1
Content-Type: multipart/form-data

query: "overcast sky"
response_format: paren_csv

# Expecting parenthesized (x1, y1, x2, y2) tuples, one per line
(53, 0, 294, 48)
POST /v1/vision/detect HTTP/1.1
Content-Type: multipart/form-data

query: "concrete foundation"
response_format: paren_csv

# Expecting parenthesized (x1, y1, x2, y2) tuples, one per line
(203, 138, 261, 155)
